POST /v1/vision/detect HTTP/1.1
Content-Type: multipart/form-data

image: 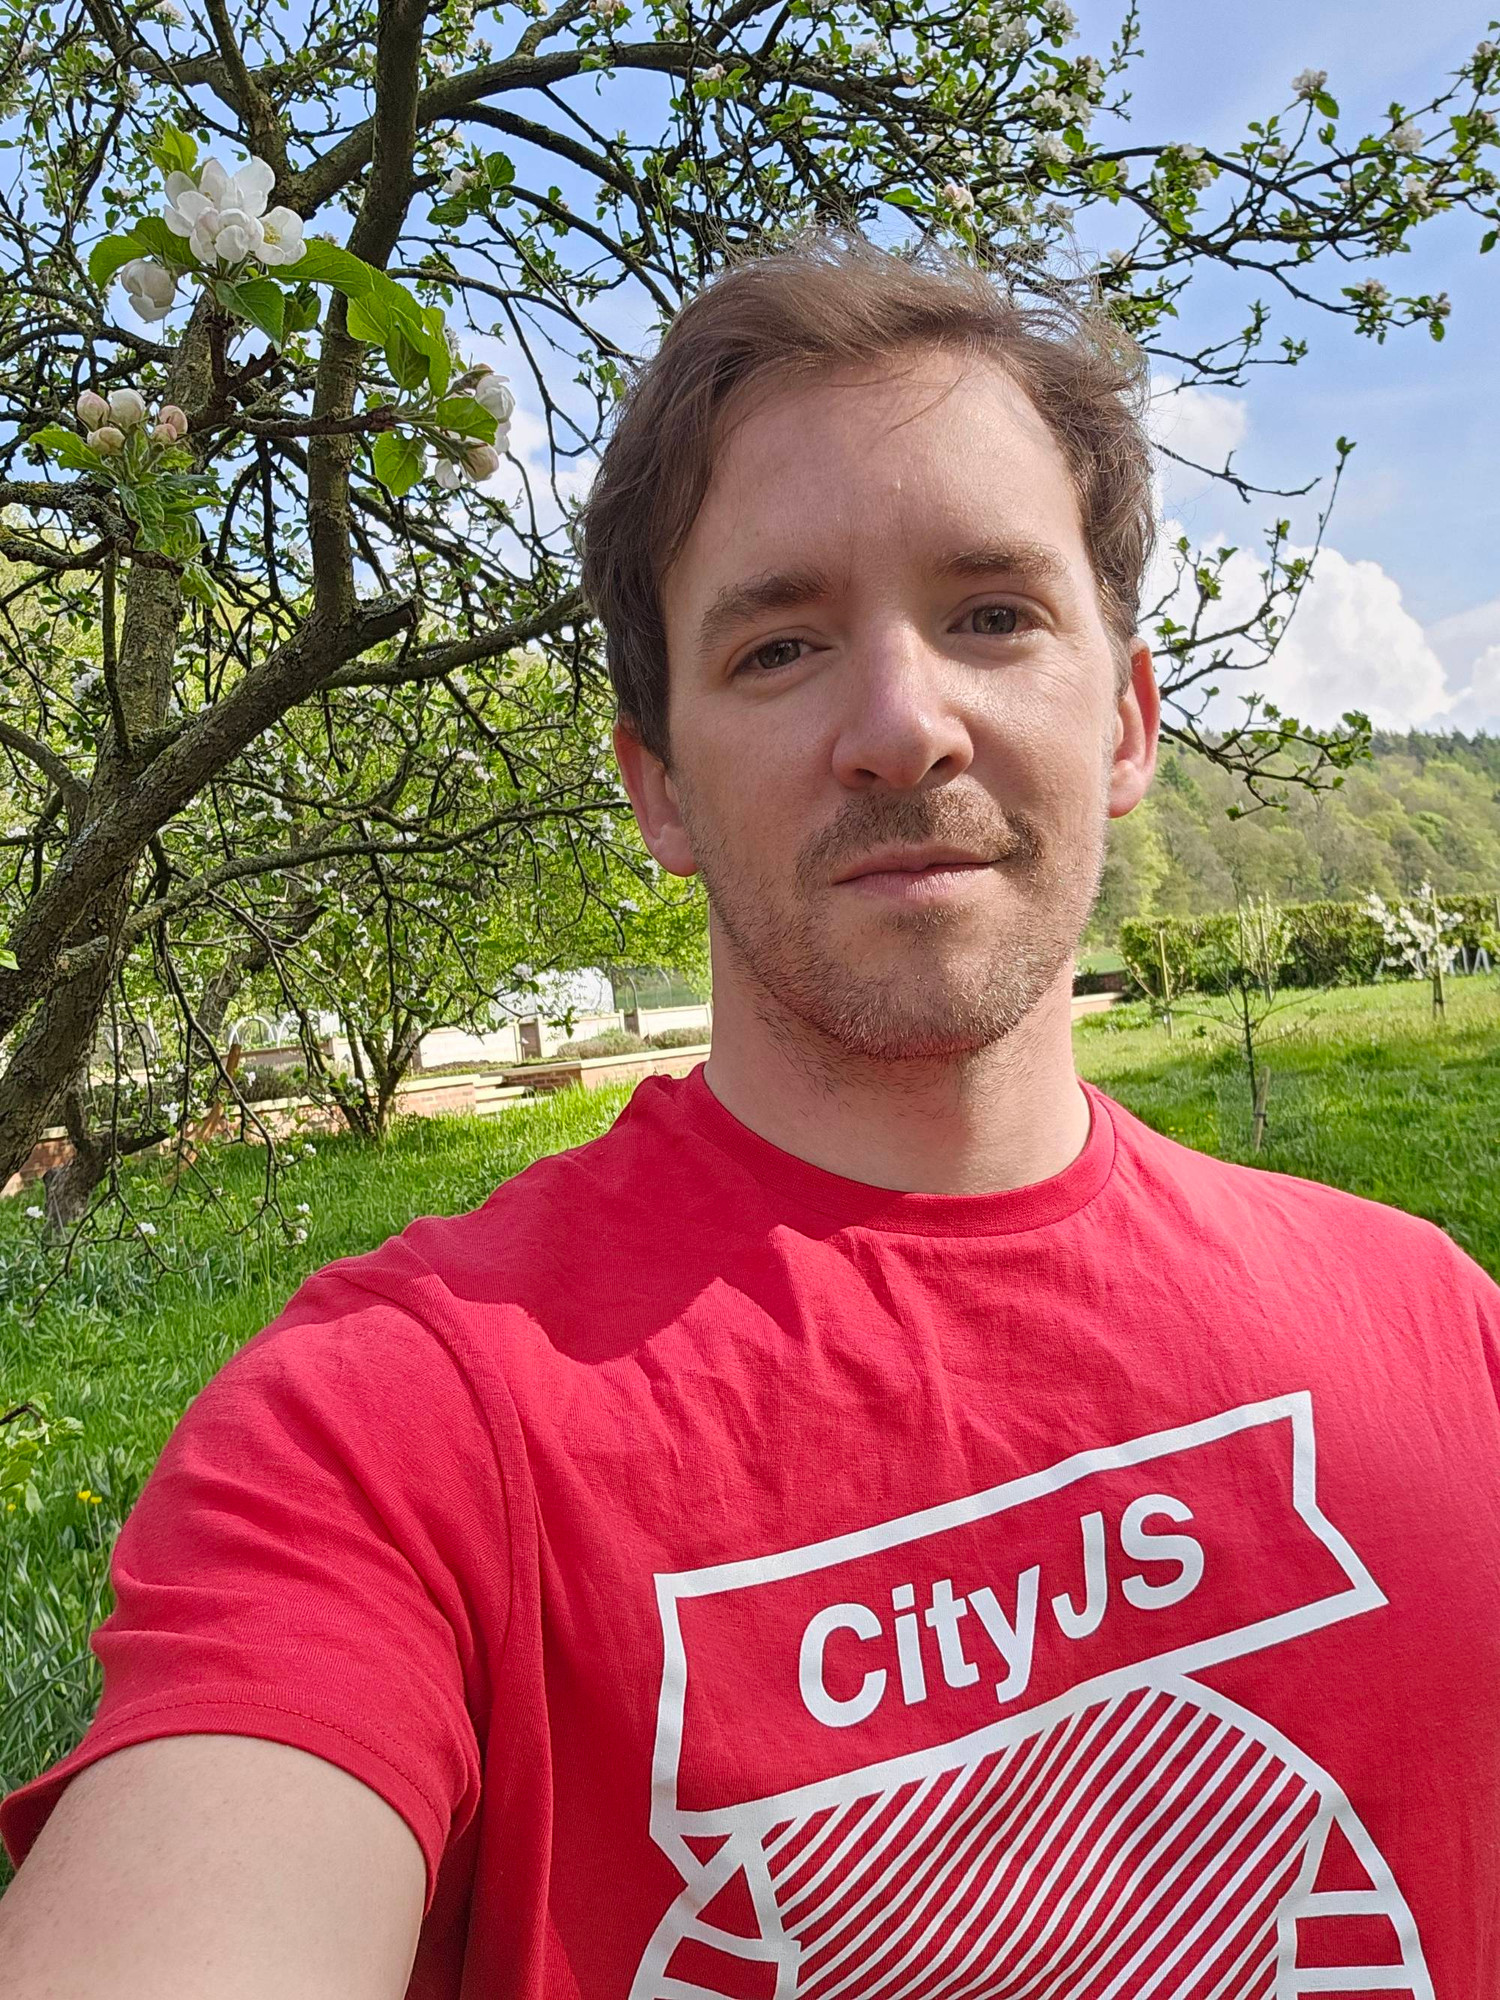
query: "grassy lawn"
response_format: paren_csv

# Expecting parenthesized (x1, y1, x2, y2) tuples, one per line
(1, 971, 1496, 1852)
(1074, 973, 1499, 1276)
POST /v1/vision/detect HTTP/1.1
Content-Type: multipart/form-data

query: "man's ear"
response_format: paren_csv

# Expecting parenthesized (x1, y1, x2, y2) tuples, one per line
(1108, 637, 1160, 820)
(613, 718, 699, 877)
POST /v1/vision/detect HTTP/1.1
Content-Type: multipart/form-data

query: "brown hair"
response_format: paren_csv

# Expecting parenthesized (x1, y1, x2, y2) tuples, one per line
(579, 232, 1155, 762)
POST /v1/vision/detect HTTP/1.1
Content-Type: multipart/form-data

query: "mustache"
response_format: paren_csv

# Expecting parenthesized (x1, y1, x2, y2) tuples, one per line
(796, 790, 1044, 890)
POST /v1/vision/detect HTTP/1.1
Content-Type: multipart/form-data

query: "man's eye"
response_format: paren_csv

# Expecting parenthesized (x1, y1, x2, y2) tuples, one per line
(967, 605, 1021, 636)
(744, 637, 804, 672)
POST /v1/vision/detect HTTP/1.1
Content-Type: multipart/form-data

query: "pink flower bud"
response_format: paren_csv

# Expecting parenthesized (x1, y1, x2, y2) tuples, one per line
(76, 390, 109, 428)
(150, 423, 176, 444)
(89, 426, 127, 455)
(158, 404, 189, 440)
(461, 442, 501, 481)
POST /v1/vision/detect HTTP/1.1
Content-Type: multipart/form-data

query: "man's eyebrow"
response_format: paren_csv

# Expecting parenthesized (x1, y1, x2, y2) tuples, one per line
(935, 540, 1071, 587)
(695, 564, 834, 658)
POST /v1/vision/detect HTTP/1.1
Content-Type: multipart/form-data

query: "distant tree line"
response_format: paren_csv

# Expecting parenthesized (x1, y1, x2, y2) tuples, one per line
(1090, 731, 1500, 941)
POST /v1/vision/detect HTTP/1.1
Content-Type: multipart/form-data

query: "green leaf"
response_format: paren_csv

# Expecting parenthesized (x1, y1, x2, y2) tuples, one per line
(420, 305, 451, 395)
(385, 328, 430, 392)
(151, 122, 198, 179)
(215, 276, 286, 345)
(372, 430, 427, 497)
(1314, 91, 1339, 118)
(485, 150, 515, 189)
(293, 239, 379, 296)
(181, 562, 219, 606)
(88, 233, 147, 287)
(884, 186, 924, 209)
(344, 294, 390, 343)
(31, 423, 101, 472)
(284, 283, 322, 333)
(1481, 228, 1497, 253)
(431, 394, 496, 443)
(131, 215, 195, 268)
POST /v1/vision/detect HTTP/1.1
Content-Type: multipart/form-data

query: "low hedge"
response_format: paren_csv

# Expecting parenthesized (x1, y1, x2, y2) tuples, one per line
(1119, 893, 1500, 999)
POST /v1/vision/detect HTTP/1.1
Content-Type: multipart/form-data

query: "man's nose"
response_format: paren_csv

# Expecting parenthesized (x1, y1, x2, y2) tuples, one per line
(829, 622, 975, 792)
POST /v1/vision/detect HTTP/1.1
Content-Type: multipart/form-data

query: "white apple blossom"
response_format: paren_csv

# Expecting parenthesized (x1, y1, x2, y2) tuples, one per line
(1262, 142, 1290, 166)
(474, 371, 516, 428)
(990, 19, 1029, 53)
(151, 0, 184, 19)
(258, 206, 305, 266)
(851, 35, 879, 60)
(1355, 278, 1390, 305)
(1031, 90, 1070, 121)
(1291, 67, 1327, 101)
(136, 1220, 157, 1238)
(25, 1205, 42, 1219)
(1035, 132, 1072, 165)
(165, 154, 276, 266)
(1389, 119, 1423, 155)
(108, 386, 147, 428)
(119, 256, 177, 323)
(441, 165, 481, 198)
(76, 389, 109, 428)
(940, 178, 975, 211)
(1073, 53, 1104, 93)
(1045, 1, 1077, 41)
(699, 61, 724, 80)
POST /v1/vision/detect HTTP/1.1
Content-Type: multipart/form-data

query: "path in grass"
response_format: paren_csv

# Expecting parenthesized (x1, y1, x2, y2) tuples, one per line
(1, 975, 1496, 1830)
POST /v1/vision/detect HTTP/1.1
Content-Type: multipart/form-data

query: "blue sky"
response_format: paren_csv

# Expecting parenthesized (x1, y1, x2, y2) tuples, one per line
(466, 0, 1499, 731)
(1081, 0, 1500, 731)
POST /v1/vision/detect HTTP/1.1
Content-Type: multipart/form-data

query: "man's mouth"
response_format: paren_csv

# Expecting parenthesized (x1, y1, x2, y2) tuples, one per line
(832, 845, 1000, 899)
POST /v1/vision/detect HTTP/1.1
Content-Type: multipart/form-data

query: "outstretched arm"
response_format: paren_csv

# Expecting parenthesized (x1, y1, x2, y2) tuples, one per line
(0, 1734, 425, 2000)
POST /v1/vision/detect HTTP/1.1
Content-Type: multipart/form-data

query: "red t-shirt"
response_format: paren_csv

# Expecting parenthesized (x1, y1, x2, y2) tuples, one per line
(5, 1069, 1500, 1997)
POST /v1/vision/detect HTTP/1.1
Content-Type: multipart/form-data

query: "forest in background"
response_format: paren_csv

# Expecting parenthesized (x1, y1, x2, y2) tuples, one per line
(1089, 731, 1500, 942)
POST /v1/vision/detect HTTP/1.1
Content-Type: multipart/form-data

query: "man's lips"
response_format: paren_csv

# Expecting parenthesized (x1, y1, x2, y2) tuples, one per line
(829, 845, 1005, 903)
(832, 845, 999, 885)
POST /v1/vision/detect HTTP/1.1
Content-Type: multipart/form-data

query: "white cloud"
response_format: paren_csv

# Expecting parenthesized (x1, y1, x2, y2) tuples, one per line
(1149, 377, 1251, 514)
(1148, 525, 1456, 732)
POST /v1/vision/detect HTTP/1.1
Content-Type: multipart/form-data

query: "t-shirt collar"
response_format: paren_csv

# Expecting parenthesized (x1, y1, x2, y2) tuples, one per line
(678, 1064, 1117, 1238)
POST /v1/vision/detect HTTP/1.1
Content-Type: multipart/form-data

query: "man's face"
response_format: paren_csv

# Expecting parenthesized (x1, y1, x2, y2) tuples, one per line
(624, 348, 1156, 1063)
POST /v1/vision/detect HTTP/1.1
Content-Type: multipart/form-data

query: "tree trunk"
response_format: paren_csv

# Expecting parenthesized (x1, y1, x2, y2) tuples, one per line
(0, 876, 133, 1190)
(42, 1083, 111, 1231)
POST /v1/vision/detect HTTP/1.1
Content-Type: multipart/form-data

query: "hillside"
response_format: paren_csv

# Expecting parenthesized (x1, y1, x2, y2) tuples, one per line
(1090, 731, 1500, 941)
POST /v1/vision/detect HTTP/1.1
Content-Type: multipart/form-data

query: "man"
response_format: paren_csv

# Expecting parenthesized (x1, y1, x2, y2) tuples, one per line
(2, 236, 1497, 1999)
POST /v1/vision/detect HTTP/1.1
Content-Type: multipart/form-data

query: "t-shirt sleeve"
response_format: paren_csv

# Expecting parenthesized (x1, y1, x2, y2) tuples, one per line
(0, 1272, 507, 1905)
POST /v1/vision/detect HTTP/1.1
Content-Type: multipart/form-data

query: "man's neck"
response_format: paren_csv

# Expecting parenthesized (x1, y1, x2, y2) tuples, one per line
(701, 961, 1090, 1197)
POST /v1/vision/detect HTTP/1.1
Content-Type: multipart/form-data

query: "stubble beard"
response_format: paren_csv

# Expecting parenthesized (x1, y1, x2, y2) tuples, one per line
(678, 782, 1110, 1066)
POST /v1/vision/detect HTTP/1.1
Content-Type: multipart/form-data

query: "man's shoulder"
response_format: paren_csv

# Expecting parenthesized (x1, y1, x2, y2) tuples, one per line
(1097, 1084, 1489, 1300)
(262, 1072, 695, 1355)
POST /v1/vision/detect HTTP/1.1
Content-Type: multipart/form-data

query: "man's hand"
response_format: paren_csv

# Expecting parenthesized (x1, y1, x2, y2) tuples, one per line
(0, 1735, 426, 1998)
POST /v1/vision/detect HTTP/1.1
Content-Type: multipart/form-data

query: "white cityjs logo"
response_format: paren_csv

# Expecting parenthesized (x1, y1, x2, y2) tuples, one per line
(799, 1493, 1205, 1728)
(629, 1394, 1433, 2000)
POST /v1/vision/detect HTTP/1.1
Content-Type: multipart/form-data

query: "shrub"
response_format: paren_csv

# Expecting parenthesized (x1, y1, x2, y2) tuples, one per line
(645, 1026, 711, 1049)
(237, 1062, 309, 1104)
(560, 1029, 647, 1059)
(1119, 892, 1499, 999)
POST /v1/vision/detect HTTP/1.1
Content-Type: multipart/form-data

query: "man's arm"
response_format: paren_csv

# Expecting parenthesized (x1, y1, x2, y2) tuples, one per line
(0, 1735, 426, 1999)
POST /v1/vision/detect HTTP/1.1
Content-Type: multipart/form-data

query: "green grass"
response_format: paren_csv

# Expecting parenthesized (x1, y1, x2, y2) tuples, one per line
(1074, 974, 1499, 1276)
(0, 973, 1496, 1859)
(0, 1088, 628, 1828)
